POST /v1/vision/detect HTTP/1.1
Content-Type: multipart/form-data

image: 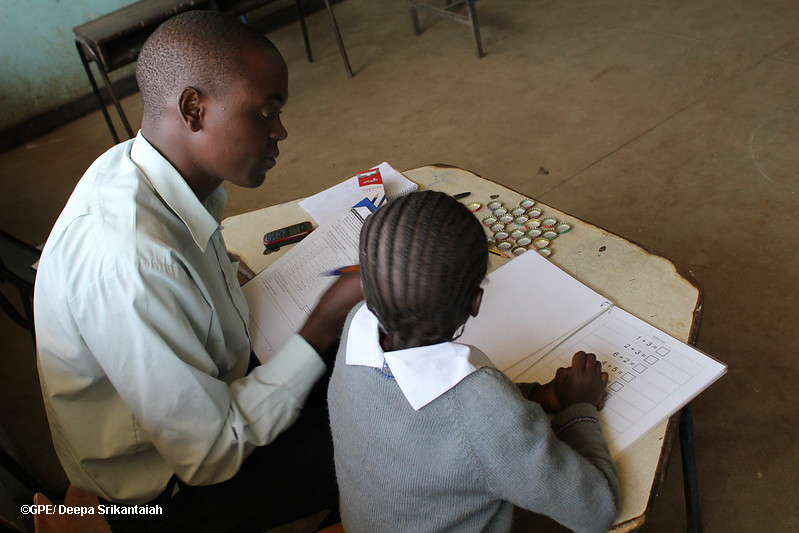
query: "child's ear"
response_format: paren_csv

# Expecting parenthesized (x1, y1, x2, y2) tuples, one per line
(470, 288, 484, 317)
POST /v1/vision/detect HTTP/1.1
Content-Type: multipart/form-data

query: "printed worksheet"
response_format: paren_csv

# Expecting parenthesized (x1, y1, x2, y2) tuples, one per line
(243, 206, 367, 362)
(515, 306, 727, 458)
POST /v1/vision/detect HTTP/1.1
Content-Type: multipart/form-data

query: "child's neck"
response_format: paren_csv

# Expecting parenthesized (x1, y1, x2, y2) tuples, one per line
(379, 331, 454, 352)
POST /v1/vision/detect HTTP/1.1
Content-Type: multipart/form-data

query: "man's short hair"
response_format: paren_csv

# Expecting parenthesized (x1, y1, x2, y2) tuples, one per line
(136, 10, 280, 117)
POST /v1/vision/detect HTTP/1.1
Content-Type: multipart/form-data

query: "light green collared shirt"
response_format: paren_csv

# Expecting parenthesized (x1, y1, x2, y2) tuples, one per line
(35, 133, 324, 504)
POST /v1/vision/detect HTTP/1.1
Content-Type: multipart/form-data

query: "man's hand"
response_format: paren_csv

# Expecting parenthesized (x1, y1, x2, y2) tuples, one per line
(553, 351, 609, 410)
(236, 260, 257, 286)
(299, 272, 363, 359)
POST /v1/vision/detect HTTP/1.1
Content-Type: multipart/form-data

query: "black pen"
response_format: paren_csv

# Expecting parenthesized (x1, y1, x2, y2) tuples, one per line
(453, 192, 471, 200)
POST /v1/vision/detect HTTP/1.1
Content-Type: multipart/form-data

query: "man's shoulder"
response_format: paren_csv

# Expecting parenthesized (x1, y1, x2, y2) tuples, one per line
(39, 141, 189, 289)
(50, 140, 141, 233)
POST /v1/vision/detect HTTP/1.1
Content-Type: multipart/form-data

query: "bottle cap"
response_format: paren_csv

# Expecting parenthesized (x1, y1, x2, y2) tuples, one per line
(496, 241, 513, 251)
(487, 200, 503, 210)
(527, 228, 543, 239)
(494, 230, 510, 241)
(512, 247, 528, 256)
(482, 216, 498, 226)
(542, 230, 558, 240)
(516, 236, 533, 247)
(490, 223, 506, 233)
(510, 207, 526, 217)
(514, 215, 529, 225)
(537, 247, 553, 257)
(492, 207, 508, 217)
(540, 217, 558, 228)
(520, 198, 536, 209)
(498, 214, 514, 225)
(533, 237, 550, 249)
(526, 207, 543, 218)
(466, 202, 482, 212)
(524, 218, 541, 230)
(556, 222, 572, 234)
(486, 238, 496, 248)
(509, 229, 525, 240)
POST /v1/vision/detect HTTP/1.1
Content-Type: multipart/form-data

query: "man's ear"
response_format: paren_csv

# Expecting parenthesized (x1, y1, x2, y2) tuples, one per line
(470, 287, 484, 317)
(178, 87, 203, 132)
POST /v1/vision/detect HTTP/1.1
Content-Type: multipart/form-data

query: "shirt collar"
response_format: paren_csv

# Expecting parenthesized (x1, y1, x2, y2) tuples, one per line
(129, 132, 224, 252)
(346, 305, 494, 410)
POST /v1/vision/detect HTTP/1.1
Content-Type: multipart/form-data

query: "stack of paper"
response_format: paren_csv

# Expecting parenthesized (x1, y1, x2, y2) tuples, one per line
(458, 251, 611, 378)
(299, 162, 418, 224)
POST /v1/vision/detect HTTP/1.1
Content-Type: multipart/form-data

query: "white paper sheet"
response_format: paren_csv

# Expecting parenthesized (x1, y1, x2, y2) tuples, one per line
(299, 162, 418, 224)
(458, 250, 612, 375)
(242, 207, 366, 362)
(515, 306, 727, 457)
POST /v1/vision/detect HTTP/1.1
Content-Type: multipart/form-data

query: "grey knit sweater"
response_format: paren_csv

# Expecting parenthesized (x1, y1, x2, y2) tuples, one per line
(328, 305, 620, 533)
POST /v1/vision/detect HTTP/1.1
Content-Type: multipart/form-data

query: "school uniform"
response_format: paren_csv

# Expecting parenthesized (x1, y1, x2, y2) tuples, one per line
(328, 302, 619, 533)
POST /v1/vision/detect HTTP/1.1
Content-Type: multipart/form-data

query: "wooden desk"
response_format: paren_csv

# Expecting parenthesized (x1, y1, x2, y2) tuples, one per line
(73, 0, 352, 143)
(222, 165, 702, 531)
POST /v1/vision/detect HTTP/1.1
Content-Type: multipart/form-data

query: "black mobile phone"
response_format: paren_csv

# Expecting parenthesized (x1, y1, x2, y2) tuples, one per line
(263, 221, 314, 250)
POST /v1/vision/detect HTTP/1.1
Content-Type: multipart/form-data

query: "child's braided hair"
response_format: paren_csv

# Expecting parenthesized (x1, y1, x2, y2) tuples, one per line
(359, 190, 488, 350)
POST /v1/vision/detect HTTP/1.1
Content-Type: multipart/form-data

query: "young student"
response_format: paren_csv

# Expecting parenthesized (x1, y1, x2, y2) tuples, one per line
(327, 190, 619, 533)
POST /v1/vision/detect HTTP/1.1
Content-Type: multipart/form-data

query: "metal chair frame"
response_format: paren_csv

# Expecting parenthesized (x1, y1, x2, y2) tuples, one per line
(407, 0, 484, 58)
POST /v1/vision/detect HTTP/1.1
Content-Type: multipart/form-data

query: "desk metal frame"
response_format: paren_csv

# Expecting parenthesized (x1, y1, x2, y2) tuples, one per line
(73, 0, 352, 144)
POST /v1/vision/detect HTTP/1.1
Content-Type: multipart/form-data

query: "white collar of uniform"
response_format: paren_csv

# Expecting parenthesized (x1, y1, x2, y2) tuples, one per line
(129, 131, 225, 252)
(346, 305, 494, 411)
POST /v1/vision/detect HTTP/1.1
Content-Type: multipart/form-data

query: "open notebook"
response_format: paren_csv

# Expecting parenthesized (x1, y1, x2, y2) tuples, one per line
(458, 250, 726, 458)
(243, 209, 725, 459)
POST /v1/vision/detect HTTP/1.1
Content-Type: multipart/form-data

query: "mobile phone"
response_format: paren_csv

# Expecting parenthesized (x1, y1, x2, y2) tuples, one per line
(263, 221, 314, 250)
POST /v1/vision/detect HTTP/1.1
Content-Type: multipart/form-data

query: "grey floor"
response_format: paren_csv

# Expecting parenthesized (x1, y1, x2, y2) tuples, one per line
(1, 0, 797, 531)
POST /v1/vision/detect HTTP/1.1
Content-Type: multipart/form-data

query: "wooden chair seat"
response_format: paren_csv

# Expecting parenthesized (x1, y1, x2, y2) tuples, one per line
(33, 487, 111, 533)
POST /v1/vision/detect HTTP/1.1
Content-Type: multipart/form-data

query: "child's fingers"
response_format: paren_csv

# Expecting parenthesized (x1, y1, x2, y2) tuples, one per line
(582, 351, 597, 371)
(572, 351, 587, 369)
(597, 392, 608, 411)
(601, 372, 609, 385)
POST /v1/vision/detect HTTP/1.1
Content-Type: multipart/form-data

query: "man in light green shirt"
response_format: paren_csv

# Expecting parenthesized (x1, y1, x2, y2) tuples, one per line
(35, 11, 360, 532)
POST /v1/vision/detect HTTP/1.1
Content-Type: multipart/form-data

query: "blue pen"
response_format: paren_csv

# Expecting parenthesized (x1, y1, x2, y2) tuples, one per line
(323, 265, 360, 276)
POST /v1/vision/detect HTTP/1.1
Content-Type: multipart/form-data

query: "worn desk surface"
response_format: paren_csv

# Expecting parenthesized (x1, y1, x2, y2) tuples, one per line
(222, 165, 701, 531)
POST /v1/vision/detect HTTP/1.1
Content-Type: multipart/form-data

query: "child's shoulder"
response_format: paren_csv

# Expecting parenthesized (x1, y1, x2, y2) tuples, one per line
(450, 364, 539, 415)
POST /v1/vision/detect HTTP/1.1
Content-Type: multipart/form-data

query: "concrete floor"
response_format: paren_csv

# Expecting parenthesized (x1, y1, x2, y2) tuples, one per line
(1, 0, 797, 531)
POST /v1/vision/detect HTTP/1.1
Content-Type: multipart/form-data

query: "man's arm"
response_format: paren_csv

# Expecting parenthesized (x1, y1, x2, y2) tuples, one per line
(71, 263, 325, 487)
(299, 272, 363, 359)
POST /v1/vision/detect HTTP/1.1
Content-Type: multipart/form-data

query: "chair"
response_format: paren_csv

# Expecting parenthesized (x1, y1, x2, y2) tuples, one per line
(0, 231, 62, 500)
(407, 0, 484, 58)
(0, 229, 40, 343)
(33, 487, 111, 533)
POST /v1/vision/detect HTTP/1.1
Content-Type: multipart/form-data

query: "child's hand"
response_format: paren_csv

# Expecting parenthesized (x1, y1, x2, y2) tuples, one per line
(553, 351, 609, 410)
(524, 381, 562, 413)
